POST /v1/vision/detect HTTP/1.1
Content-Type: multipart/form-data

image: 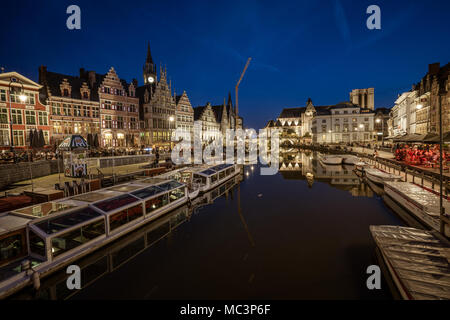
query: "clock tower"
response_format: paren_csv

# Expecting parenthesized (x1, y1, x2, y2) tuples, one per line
(143, 42, 156, 85)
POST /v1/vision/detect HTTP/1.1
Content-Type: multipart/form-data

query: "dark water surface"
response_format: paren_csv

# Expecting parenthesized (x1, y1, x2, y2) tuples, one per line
(18, 152, 404, 299)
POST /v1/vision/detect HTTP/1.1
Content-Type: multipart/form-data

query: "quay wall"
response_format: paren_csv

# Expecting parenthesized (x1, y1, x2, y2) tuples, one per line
(0, 160, 63, 191)
(0, 154, 170, 190)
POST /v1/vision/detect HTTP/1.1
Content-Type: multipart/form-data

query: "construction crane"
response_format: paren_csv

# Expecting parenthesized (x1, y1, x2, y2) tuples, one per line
(235, 57, 251, 125)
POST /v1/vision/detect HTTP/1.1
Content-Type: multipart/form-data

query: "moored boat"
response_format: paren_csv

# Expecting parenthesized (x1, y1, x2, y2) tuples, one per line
(0, 178, 189, 299)
(318, 154, 342, 165)
(355, 161, 370, 172)
(340, 155, 359, 165)
(364, 168, 402, 185)
(384, 181, 450, 237)
(370, 225, 450, 300)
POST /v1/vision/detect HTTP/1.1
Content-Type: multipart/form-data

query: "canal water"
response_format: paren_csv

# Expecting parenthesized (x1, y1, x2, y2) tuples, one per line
(15, 151, 404, 300)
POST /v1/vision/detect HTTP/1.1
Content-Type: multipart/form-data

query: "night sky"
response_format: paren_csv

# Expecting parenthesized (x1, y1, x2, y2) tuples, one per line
(1, 0, 449, 129)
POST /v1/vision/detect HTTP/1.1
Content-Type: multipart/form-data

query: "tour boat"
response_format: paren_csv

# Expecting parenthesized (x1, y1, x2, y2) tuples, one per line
(190, 164, 241, 193)
(340, 155, 359, 165)
(318, 154, 342, 165)
(0, 178, 189, 299)
(364, 168, 402, 185)
(370, 225, 450, 300)
(354, 161, 370, 172)
(383, 181, 450, 237)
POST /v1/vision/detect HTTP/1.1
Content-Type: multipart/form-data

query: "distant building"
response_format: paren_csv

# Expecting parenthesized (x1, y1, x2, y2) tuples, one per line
(94, 67, 140, 148)
(412, 62, 450, 134)
(276, 98, 375, 144)
(350, 88, 374, 110)
(194, 103, 221, 141)
(39, 66, 100, 145)
(137, 43, 177, 149)
(0, 71, 51, 149)
(175, 91, 194, 139)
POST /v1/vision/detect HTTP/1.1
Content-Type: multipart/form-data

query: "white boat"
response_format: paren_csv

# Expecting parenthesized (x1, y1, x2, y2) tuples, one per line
(319, 154, 342, 165)
(340, 155, 359, 165)
(355, 161, 370, 172)
(370, 225, 450, 300)
(0, 178, 189, 299)
(384, 181, 450, 237)
(191, 164, 241, 193)
(364, 168, 402, 185)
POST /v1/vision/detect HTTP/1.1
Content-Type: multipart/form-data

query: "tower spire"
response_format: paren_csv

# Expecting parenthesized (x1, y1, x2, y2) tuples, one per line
(146, 42, 153, 64)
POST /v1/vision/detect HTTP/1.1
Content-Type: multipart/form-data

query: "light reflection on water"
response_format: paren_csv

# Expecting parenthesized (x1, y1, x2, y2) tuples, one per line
(14, 151, 403, 300)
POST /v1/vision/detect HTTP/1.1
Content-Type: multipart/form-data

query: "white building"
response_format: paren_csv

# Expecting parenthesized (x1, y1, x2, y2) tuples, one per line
(275, 98, 375, 145)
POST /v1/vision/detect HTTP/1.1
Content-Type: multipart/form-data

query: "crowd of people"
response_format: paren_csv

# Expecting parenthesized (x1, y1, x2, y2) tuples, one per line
(393, 143, 449, 168)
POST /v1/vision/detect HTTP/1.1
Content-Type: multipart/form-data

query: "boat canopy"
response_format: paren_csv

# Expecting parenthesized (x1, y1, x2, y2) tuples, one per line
(198, 164, 234, 177)
(34, 207, 102, 235)
(11, 202, 75, 218)
(93, 194, 141, 213)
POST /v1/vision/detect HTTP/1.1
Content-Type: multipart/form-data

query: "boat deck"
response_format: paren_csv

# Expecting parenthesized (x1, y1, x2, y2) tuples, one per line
(370, 225, 450, 300)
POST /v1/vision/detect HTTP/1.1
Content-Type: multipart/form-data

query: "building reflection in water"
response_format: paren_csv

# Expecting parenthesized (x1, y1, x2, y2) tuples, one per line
(12, 173, 244, 300)
(279, 151, 374, 197)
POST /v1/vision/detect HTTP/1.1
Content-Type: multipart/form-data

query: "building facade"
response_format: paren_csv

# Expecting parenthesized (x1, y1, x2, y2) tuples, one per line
(193, 103, 221, 142)
(96, 67, 140, 148)
(39, 66, 100, 145)
(137, 44, 177, 149)
(275, 98, 375, 144)
(175, 91, 194, 138)
(0, 72, 51, 149)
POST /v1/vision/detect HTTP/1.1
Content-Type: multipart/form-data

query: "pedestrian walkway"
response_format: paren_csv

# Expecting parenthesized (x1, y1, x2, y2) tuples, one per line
(2, 162, 153, 196)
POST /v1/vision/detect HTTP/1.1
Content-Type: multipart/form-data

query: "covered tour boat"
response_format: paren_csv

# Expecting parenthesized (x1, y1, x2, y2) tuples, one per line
(384, 181, 450, 237)
(370, 225, 450, 300)
(0, 178, 188, 299)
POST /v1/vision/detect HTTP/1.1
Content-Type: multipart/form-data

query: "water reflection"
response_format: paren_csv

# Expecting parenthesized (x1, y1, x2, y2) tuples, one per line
(279, 151, 374, 197)
(12, 173, 244, 300)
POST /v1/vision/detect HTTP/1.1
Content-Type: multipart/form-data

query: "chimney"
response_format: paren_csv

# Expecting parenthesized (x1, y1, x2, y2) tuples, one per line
(38, 65, 47, 85)
(79, 68, 86, 78)
(428, 63, 440, 76)
(88, 71, 96, 88)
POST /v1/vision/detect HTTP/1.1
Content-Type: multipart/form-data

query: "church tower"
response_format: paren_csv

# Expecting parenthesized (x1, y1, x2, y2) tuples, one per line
(143, 42, 157, 85)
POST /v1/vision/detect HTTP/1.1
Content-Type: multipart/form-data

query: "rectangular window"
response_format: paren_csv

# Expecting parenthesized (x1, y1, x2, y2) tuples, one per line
(38, 111, 48, 126)
(63, 104, 71, 116)
(0, 89, 6, 102)
(0, 231, 26, 265)
(145, 194, 169, 214)
(109, 205, 143, 231)
(51, 219, 105, 258)
(73, 105, 81, 117)
(13, 130, 24, 146)
(211, 174, 218, 184)
(0, 129, 9, 146)
(12, 109, 22, 124)
(169, 187, 185, 202)
(29, 230, 46, 258)
(0, 108, 8, 124)
(105, 115, 112, 129)
(25, 110, 36, 125)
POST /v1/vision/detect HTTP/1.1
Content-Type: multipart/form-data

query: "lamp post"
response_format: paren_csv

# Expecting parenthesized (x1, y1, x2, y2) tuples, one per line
(8, 78, 27, 163)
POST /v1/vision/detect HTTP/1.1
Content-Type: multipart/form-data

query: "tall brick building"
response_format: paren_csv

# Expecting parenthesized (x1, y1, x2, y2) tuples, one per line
(0, 71, 51, 149)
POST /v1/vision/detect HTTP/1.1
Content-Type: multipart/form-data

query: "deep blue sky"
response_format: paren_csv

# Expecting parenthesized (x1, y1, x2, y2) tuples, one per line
(1, 0, 449, 128)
